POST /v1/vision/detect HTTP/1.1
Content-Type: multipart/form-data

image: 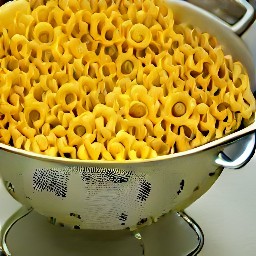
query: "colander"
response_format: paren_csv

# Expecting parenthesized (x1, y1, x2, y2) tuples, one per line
(0, 0, 255, 231)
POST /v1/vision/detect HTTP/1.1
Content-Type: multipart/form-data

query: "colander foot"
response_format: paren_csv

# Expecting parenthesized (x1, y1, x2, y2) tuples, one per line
(177, 211, 204, 256)
(131, 211, 204, 256)
(133, 230, 146, 255)
(0, 206, 32, 256)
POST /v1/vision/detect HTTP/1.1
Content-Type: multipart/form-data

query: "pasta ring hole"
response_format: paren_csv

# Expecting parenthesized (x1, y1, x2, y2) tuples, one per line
(217, 103, 229, 112)
(23, 88, 29, 97)
(202, 63, 209, 78)
(72, 23, 80, 37)
(156, 107, 162, 117)
(201, 130, 210, 137)
(7, 58, 19, 71)
(81, 34, 88, 43)
(97, 20, 105, 35)
(214, 88, 221, 96)
(172, 41, 179, 49)
(234, 78, 242, 88)
(104, 45, 118, 60)
(161, 120, 167, 130)
(95, 44, 101, 55)
(218, 65, 226, 79)
(29, 110, 40, 125)
(31, 48, 37, 58)
(62, 13, 71, 24)
(88, 65, 97, 78)
(121, 41, 129, 53)
(74, 125, 86, 136)
(196, 83, 203, 90)
(49, 17, 58, 28)
(149, 43, 160, 55)
(19, 60, 29, 73)
(133, 34, 143, 43)
(102, 66, 111, 76)
(168, 48, 174, 55)
(105, 30, 114, 41)
(136, 49, 146, 58)
(207, 80, 213, 91)
(172, 102, 186, 117)
(136, 150, 142, 158)
(129, 102, 147, 118)
(63, 153, 71, 158)
(65, 93, 76, 105)
(121, 60, 134, 74)
(17, 44, 22, 52)
(182, 125, 194, 139)
(38, 32, 51, 43)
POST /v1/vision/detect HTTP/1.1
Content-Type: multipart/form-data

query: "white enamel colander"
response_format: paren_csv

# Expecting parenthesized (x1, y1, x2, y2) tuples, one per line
(0, 0, 255, 231)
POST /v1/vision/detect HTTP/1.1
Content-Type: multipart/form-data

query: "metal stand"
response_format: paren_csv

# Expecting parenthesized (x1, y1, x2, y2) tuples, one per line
(0, 209, 204, 256)
(177, 212, 204, 255)
(0, 207, 32, 256)
(133, 211, 204, 256)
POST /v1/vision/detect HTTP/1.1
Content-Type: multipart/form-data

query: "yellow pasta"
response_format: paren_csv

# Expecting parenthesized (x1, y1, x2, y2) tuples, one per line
(0, 0, 255, 161)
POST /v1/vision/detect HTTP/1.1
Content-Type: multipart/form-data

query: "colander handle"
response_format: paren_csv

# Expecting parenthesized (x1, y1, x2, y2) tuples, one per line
(215, 132, 256, 169)
(185, 0, 255, 35)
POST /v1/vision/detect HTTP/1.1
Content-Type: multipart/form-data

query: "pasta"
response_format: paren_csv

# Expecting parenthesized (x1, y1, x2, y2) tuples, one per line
(0, 0, 255, 161)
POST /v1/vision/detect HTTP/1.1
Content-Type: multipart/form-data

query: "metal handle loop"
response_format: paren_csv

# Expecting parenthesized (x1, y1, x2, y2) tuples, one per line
(215, 132, 256, 169)
(230, 0, 255, 34)
(185, 0, 254, 34)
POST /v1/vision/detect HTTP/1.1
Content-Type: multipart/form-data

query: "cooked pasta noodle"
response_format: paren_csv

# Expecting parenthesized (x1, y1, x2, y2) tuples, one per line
(0, 0, 255, 160)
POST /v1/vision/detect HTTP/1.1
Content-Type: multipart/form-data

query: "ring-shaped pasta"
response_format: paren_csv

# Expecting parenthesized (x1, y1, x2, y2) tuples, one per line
(24, 100, 49, 130)
(10, 34, 30, 60)
(100, 62, 116, 79)
(33, 22, 54, 45)
(90, 12, 121, 46)
(127, 23, 152, 49)
(163, 92, 196, 126)
(55, 82, 79, 112)
(31, 5, 50, 23)
(116, 52, 140, 80)
(67, 112, 96, 146)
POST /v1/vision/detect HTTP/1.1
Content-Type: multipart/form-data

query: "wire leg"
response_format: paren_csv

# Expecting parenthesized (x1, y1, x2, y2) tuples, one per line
(177, 211, 204, 256)
(0, 206, 32, 256)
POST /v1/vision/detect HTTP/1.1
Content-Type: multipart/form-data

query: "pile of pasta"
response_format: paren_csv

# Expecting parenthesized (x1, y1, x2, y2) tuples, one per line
(0, 0, 255, 160)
